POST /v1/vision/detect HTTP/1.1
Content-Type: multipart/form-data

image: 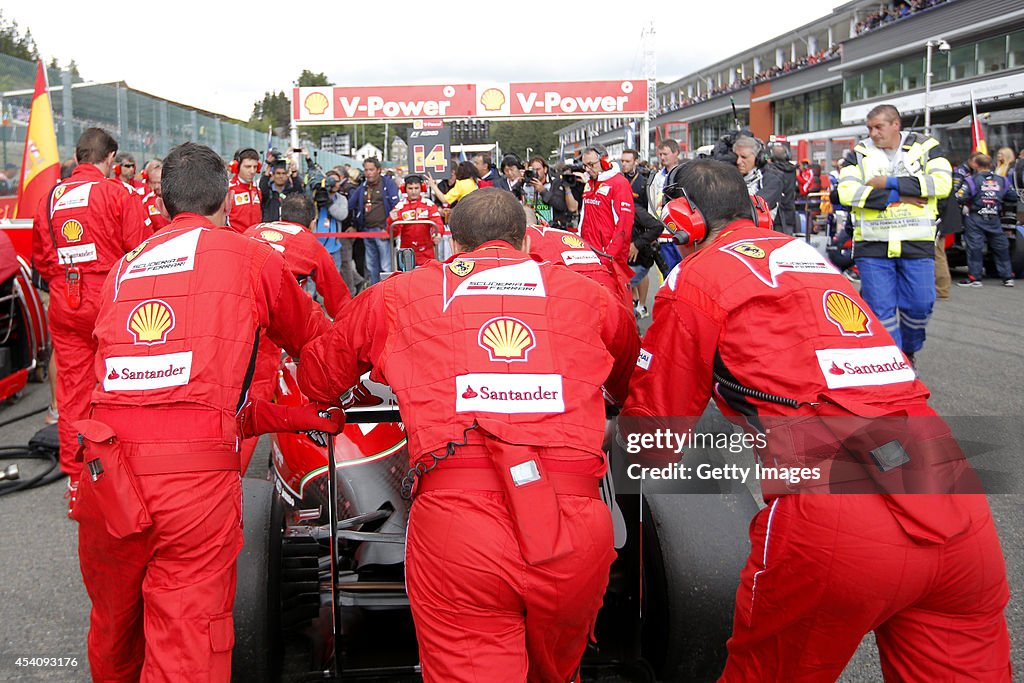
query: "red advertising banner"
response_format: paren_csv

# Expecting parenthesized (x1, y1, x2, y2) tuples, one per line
(294, 80, 649, 123)
(294, 84, 477, 122)
(508, 81, 647, 117)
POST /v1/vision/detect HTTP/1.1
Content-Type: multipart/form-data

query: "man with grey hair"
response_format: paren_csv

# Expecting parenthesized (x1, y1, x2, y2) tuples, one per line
(733, 136, 784, 220)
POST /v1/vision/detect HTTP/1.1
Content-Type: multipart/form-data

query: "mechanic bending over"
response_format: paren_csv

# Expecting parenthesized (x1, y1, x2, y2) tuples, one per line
(298, 187, 639, 682)
(70, 142, 344, 682)
(621, 159, 1010, 681)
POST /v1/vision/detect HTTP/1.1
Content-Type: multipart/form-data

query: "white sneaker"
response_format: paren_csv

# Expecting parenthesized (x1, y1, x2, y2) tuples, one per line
(636, 305, 649, 319)
(44, 405, 58, 425)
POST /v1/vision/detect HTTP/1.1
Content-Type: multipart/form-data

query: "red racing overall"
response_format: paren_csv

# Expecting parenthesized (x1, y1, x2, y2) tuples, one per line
(227, 175, 262, 232)
(31, 163, 149, 481)
(73, 215, 328, 682)
(299, 242, 638, 682)
(623, 221, 1010, 682)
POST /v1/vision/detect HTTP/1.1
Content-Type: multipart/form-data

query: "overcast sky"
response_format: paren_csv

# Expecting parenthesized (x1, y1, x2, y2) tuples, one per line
(8, 2, 839, 121)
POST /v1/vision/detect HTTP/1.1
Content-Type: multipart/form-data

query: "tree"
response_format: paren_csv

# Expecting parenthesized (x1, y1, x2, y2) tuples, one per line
(249, 90, 290, 134)
(0, 12, 39, 61)
(296, 70, 331, 87)
(492, 120, 574, 162)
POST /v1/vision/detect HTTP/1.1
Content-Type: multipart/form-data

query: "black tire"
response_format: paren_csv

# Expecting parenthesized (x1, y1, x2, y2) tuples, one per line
(642, 491, 759, 682)
(232, 478, 280, 683)
(1010, 233, 1024, 278)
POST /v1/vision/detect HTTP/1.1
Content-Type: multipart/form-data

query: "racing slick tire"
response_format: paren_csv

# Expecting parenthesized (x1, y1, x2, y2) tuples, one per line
(642, 490, 759, 682)
(232, 478, 281, 683)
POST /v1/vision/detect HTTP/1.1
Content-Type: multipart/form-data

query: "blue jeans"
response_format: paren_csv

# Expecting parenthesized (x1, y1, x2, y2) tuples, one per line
(363, 236, 392, 284)
(629, 264, 650, 289)
(856, 256, 935, 354)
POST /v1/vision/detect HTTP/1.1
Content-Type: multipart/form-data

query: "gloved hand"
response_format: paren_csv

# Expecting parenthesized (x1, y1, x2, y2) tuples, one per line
(238, 399, 345, 446)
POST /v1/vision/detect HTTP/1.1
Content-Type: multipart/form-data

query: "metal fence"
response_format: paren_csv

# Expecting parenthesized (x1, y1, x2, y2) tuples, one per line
(0, 52, 356, 178)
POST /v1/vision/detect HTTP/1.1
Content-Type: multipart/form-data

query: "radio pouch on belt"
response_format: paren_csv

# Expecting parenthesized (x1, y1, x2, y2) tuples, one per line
(70, 420, 152, 538)
(813, 393, 979, 544)
(482, 435, 574, 566)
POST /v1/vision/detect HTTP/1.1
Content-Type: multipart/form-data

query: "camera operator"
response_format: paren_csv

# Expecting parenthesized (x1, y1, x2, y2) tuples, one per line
(523, 157, 572, 229)
(261, 160, 303, 223)
(620, 149, 664, 319)
(310, 169, 363, 295)
(770, 143, 798, 235)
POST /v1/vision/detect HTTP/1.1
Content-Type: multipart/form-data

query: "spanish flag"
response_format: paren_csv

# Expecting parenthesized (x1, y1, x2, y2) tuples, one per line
(13, 62, 60, 219)
(970, 90, 988, 156)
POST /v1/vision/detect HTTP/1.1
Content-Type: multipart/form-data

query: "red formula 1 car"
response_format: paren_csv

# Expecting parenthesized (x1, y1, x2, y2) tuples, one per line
(0, 227, 50, 402)
(232, 361, 758, 682)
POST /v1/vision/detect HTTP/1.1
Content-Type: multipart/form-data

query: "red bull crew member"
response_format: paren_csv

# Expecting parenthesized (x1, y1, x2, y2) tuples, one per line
(71, 142, 342, 682)
(31, 127, 150, 497)
(298, 188, 639, 682)
(622, 160, 1009, 681)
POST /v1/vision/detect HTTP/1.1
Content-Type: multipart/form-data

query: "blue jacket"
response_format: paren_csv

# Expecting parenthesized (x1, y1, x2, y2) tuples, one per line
(348, 176, 400, 231)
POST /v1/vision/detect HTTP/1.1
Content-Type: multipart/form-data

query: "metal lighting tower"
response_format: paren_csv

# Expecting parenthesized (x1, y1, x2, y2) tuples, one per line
(642, 20, 657, 159)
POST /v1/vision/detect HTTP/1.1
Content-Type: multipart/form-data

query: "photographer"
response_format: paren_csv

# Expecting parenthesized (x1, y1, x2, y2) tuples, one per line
(523, 157, 572, 228)
(261, 160, 303, 223)
(312, 169, 363, 295)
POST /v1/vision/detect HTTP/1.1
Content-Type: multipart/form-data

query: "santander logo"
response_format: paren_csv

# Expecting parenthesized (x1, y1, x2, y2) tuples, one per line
(829, 361, 845, 375)
(462, 386, 478, 399)
(108, 369, 120, 380)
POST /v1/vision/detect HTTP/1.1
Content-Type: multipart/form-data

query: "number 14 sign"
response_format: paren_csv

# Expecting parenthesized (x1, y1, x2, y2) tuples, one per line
(407, 127, 451, 178)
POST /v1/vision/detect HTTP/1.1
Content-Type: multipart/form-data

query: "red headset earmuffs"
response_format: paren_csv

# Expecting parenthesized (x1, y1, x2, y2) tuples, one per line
(750, 194, 773, 229)
(599, 154, 611, 172)
(230, 148, 261, 175)
(661, 188, 707, 246)
(140, 169, 149, 182)
(113, 163, 122, 178)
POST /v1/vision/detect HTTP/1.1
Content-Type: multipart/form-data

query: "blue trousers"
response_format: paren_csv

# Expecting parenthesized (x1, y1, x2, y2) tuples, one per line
(964, 215, 1013, 280)
(856, 256, 935, 354)
(363, 236, 392, 284)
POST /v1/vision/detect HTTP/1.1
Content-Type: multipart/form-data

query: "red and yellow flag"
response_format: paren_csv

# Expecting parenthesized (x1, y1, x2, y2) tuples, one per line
(13, 61, 60, 219)
(970, 90, 988, 156)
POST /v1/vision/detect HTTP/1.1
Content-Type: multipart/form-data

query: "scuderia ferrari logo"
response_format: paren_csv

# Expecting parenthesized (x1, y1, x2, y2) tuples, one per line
(730, 243, 765, 259)
(449, 260, 475, 277)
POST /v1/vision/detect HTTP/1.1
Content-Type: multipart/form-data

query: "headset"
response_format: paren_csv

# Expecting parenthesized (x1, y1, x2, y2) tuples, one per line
(113, 163, 122, 178)
(230, 148, 261, 175)
(661, 186, 774, 246)
(748, 137, 771, 168)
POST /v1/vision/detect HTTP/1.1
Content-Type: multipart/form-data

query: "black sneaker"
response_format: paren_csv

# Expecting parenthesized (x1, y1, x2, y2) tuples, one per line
(1003, 279, 1015, 287)
(957, 277, 982, 288)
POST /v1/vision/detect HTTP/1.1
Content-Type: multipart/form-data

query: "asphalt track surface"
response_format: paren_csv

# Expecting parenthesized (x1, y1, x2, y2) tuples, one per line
(0, 268, 1020, 682)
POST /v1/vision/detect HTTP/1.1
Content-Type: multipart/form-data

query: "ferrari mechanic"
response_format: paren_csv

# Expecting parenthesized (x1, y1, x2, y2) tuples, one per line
(70, 142, 343, 682)
(622, 159, 1010, 681)
(31, 127, 149, 498)
(298, 187, 639, 682)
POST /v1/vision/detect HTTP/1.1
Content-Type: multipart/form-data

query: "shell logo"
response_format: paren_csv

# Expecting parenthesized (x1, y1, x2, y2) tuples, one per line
(730, 243, 765, 259)
(304, 91, 330, 116)
(478, 316, 536, 362)
(127, 299, 175, 345)
(822, 290, 871, 337)
(561, 234, 586, 249)
(260, 230, 284, 242)
(61, 219, 84, 243)
(480, 88, 505, 112)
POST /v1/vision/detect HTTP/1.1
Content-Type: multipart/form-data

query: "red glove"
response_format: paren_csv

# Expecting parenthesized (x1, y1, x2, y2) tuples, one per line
(238, 400, 345, 443)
